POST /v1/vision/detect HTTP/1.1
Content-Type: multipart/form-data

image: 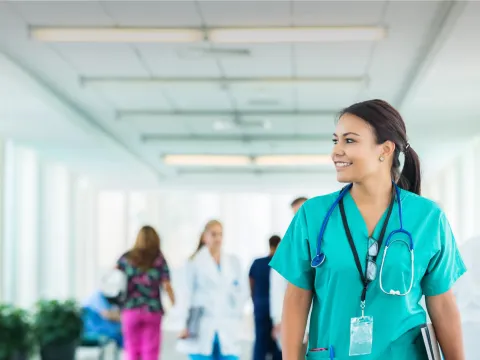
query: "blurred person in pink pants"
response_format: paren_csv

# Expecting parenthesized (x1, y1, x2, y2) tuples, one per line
(116, 225, 175, 360)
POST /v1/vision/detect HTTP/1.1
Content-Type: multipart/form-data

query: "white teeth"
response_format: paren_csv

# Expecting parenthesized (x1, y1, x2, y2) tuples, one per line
(336, 162, 352, 167)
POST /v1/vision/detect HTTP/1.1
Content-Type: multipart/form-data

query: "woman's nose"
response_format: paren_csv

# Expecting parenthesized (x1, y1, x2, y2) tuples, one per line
(332, 142, 344, 156)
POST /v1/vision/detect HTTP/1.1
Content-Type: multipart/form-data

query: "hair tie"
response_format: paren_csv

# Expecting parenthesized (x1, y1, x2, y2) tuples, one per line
(405, 142, 410, 152)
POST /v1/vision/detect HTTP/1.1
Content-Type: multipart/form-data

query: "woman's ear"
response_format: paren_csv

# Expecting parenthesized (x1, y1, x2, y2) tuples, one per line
(381, 140, 396, 158)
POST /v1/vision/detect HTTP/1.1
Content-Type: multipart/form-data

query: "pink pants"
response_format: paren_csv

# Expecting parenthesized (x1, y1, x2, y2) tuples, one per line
(122, 309, 162, 360)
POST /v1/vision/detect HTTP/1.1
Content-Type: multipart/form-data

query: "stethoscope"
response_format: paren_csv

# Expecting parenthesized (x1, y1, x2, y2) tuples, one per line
(310, 182, 415, 296)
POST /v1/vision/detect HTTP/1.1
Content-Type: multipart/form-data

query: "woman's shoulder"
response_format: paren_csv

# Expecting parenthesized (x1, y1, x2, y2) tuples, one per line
(117, 251, 131, 263)
(300, 190, 344, 218)
(400, 189, 443, 218)
(153, 251, 168, 266)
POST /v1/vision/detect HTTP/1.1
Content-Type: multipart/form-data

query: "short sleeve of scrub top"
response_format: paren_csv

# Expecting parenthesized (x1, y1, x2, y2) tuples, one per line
(421, 212, 467, 297)
(269, 204, 314, 291)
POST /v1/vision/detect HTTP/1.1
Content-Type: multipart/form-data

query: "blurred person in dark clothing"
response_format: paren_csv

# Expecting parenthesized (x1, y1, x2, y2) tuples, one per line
(249, 235, 282, 360)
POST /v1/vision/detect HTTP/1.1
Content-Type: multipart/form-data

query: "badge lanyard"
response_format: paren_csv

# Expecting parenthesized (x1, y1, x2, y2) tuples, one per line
(339, 190, 395, 356)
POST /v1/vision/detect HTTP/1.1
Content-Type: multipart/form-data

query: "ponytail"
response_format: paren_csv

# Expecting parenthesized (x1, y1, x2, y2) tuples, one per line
(397, 146, 421, 195)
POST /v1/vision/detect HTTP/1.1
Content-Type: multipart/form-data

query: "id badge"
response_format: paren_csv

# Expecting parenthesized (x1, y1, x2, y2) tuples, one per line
(349, 316, 373, 356)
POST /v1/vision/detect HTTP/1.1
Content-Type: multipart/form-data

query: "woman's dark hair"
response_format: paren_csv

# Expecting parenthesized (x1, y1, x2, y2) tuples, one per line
(190, 232, 205, 260)
(339, 99, 421, 195)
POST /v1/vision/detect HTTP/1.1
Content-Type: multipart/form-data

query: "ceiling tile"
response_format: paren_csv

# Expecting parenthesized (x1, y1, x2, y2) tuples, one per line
(10, 1, 115, 26)
(163, 84, 233, 110)
(293, 1, 385, 26)
(136, 44, 222, 77)
(200, 1, 291, 27)
(126, 117, 189, 134)
(229, 82, 294, 111)
(218, 44, 292, 77)
(52, 43, 149, 77)
(358, 1, 441, 103)
(101, 1, 202, 27)
(294, 43, 371, 77)
(241, 116, 296, 135)
(296, 82, 361, 110)
(87, 83, 173, 110)
(295, 116, 335, 135)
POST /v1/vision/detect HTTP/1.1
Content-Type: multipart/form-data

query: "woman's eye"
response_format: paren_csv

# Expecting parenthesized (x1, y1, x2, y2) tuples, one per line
(332, 139, 338, 144)
(346, 138, 355, 143)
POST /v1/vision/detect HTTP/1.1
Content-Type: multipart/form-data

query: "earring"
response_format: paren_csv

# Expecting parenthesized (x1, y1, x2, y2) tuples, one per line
(379, 156, 385, 162)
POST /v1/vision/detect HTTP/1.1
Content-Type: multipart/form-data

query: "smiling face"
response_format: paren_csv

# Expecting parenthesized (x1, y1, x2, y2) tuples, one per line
(332, 113, 392, 184)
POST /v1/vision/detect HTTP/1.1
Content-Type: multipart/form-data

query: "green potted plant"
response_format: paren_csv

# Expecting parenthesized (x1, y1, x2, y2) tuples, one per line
(0, 304, 36, 360)
(33, 299, 83, 360)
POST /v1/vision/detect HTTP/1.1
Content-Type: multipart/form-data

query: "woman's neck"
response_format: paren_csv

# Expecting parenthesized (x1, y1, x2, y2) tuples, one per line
(350, 176, 393, 207)
(209, 247, 221, 264)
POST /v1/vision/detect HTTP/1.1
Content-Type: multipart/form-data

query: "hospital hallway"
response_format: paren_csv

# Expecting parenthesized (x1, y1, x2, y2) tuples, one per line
(1, 0, 480, 359)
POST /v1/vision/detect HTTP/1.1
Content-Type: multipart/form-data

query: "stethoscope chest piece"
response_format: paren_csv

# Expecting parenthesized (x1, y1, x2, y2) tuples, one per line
(311, 253, 326, 268)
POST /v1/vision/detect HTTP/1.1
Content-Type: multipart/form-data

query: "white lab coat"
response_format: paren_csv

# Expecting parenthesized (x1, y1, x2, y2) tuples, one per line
(176, 247, 247, 356)
(453, 236, 480, 360)
(269, 268, 311, 348)
(270, 268, 287, 326)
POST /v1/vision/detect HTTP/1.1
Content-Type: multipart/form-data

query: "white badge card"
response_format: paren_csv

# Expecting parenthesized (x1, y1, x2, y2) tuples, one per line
(349, 316, 374, 356)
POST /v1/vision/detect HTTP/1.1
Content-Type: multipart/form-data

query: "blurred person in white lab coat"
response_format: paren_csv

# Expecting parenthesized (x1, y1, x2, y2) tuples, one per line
(177, 220, 247, 360)
(453, 235, 480, 360)
(270, 197, 310, 348)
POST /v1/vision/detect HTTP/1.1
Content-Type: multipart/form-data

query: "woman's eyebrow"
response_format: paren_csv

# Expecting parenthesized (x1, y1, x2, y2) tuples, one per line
(332, 132, 360, 137)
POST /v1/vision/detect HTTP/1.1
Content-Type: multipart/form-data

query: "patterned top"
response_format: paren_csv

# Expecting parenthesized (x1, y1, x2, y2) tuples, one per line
(116, 251, 171, 313)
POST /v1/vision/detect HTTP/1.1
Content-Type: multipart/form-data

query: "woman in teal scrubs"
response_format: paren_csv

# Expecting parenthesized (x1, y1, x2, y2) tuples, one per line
(270, 99, 466, 360)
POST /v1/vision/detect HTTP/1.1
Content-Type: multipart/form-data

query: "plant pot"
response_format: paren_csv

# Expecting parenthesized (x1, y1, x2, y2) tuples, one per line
(40, 341, 77, 360)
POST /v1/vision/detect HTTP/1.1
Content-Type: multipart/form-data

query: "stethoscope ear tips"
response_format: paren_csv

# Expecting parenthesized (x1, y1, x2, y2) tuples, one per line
(311, 253, 326, 268)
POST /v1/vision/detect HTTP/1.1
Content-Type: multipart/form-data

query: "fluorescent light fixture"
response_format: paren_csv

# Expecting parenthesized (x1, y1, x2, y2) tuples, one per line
(30, 26, 385, 44)
(208, 27, 386, 43)
(30, 27, 204, 43)
(255, 155, 331, 166)
(163, 154, 251, 166)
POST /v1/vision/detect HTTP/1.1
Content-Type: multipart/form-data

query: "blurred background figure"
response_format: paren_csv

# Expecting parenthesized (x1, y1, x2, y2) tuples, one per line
(116, 225, 175, 360)
(249, 235, 282, 360)
(290, 197, 308, 216)
(177, 220, 247, 360)
(270, 197, 308, 347)
(82, 288, 123, 348)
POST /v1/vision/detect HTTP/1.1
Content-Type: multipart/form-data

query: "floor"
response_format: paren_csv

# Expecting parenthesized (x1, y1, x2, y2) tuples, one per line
(77, 331, 254, 360)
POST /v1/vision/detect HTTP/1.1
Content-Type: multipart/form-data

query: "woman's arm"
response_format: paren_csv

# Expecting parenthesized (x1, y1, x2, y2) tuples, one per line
(426, 290, 465, 360)
(101, 310, 121, 322)
(178, 261, 196, 339)
(281, 282, 312, 360)
(162, 280, 176, 306)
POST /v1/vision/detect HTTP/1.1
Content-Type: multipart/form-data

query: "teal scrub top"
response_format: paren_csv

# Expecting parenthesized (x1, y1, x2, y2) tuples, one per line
(269, 187, 467, 360)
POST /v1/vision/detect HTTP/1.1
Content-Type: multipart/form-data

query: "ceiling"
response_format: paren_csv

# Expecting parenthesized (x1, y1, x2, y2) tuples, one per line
(0, 0, 479, 191)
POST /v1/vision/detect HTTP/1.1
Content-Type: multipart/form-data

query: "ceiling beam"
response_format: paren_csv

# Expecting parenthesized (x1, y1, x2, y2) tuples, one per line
(81, 75, 367, 87)
(118, 109, 339, 119)
(141, 134, 331, 143)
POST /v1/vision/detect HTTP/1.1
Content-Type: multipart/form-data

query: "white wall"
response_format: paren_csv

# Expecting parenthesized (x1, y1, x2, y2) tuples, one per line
(0, 139, 4, 302)
(0, 141, 98, 307)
